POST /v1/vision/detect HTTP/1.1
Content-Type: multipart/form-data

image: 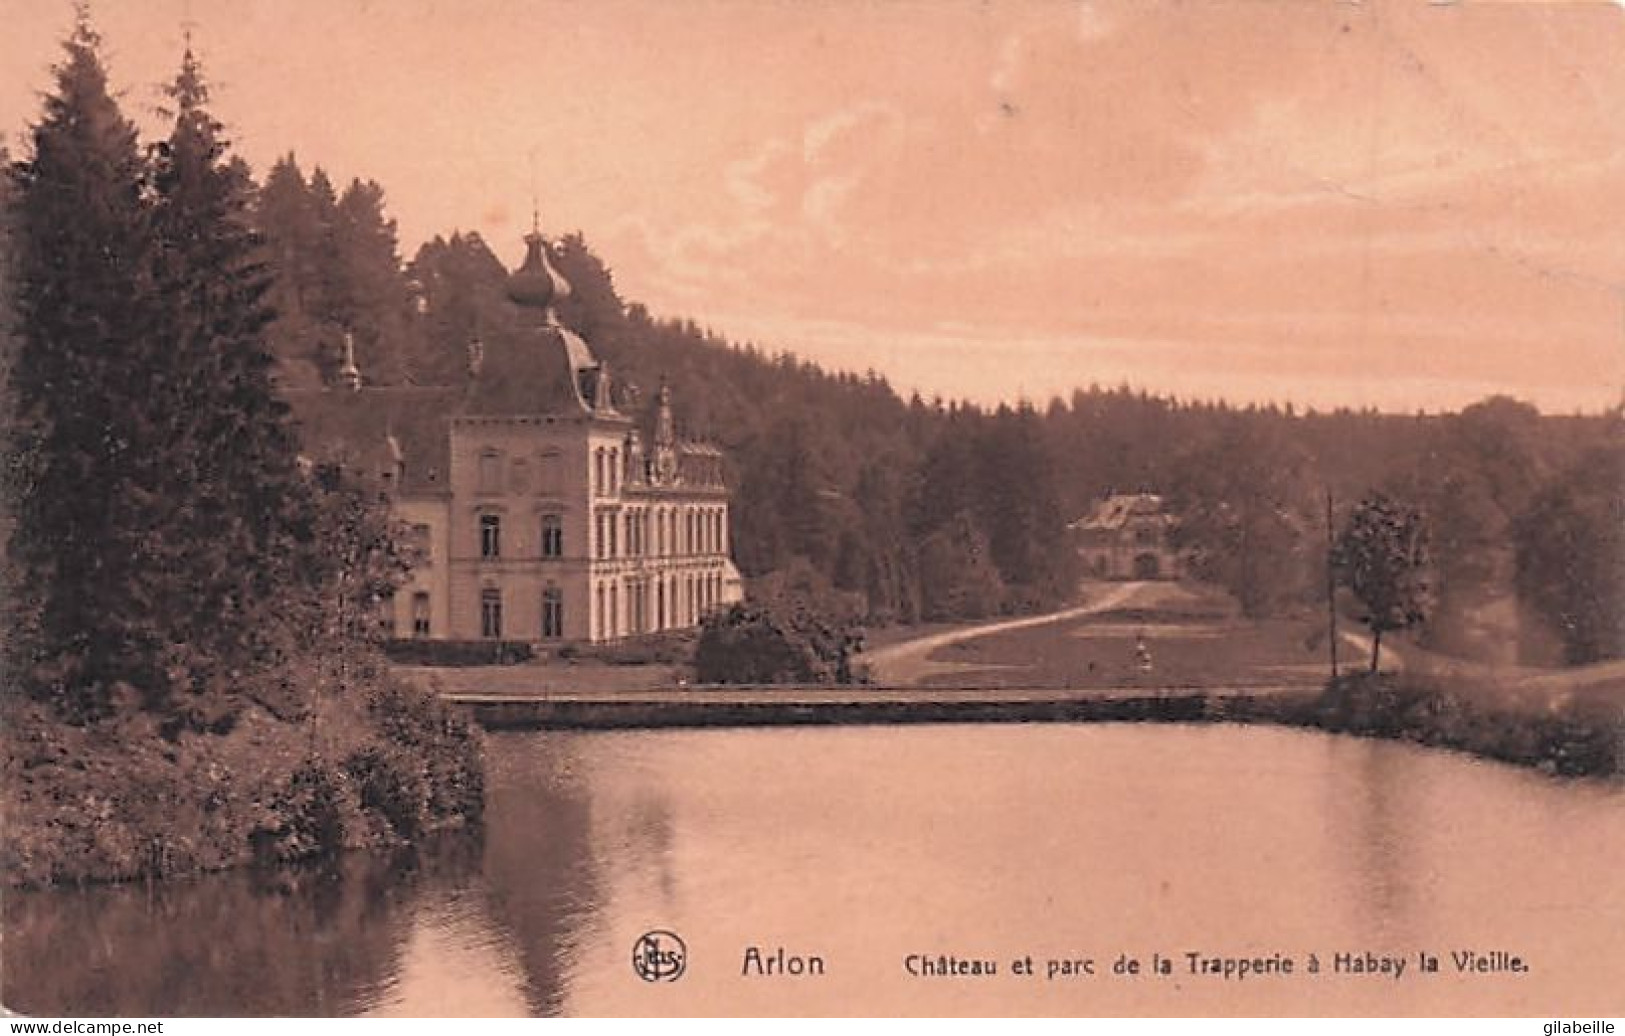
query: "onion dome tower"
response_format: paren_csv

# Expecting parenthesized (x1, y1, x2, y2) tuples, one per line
(506, 215, 572, 324)
(465, 211, 622, 418)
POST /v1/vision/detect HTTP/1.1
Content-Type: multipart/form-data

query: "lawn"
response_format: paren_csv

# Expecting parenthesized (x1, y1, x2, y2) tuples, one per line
(915, 593, 1335, 691)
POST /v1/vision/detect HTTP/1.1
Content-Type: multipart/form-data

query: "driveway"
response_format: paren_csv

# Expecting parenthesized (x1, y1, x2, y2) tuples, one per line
(864, 581, 1148, 686)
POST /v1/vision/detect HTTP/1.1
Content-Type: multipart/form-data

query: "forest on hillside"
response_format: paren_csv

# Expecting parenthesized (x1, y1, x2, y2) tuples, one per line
(6, 125, 1619, 671)
(248, 157, 1622, 667)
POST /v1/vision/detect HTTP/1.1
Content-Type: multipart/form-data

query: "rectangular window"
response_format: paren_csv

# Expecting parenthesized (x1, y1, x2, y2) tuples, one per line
(478, 450, 503, 494)
(480, 588, 502, 639)
(412, 591, 431, 638)
(542, 587, 564, 639)
(410, 523, 432, 565)
(480, 514, 501, 558)
(540, 513, 563, 557)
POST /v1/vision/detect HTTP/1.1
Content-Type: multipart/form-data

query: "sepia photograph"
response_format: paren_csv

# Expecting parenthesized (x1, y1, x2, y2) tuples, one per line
(1, 0, 1622, 1020)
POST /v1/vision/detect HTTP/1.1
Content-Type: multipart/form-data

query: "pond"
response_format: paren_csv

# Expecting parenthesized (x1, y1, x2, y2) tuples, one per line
(6, 723, 1623, 1016)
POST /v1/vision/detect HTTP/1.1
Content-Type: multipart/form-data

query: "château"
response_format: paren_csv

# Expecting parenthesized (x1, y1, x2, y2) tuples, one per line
(287, 229, 743, 644)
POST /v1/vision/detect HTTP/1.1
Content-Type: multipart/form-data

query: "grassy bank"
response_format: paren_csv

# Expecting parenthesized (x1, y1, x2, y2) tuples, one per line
(2, 658, 485, 888)
(1293, 669, 1624, 778)
(443, 676, 1621, 781)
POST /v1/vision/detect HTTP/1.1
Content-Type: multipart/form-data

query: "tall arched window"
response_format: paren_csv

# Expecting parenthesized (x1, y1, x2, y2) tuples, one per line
(412, 591, 431, 637)
(480, 587, 503, 639)
(540, 513, 563, 557)
(542, 586, 564, 639)
(479, 514, 501, 558)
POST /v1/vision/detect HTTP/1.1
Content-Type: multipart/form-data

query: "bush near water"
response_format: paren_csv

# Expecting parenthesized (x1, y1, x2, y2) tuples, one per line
(0, 21, 485, 886)
(694, 563, 867, 685)
(1313, 671, 1624, 778)
(2, 659, 483, 888)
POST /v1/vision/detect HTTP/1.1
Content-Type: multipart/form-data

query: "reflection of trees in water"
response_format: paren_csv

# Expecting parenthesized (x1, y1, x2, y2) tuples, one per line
(2, 841, 482, 1016)
(478, 734, 603, 1016)
(1323, 738, 1419, 943)
(623, 793, 678, 906)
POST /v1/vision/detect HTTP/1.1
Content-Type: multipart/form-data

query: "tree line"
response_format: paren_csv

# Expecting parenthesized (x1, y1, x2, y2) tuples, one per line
(249, 147, 1620, 667)
(8, 17, 1616, 691)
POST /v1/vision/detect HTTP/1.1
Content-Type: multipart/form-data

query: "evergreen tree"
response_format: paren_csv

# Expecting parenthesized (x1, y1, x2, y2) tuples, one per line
(145, 44, 329, 721)
(405, 230, 511, 384)
(330, 177, 414, 384)
(254, 153, 325, 386)
(6, 14, 163, 717)
(917, 512, 1005, 620)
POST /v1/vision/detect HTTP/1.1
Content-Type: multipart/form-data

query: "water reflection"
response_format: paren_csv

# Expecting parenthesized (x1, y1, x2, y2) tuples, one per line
(475, 735, 602, 1016)
(5, 724, 1624, 1016)
(3, 842, 480, 1016)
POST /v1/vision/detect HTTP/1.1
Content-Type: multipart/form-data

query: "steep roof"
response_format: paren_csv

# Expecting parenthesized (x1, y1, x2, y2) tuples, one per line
(1072, 493, 1169, 531)
(284, 231, 640, 485)
(284, 387, 459, 496)
(462, 323, 599, 417)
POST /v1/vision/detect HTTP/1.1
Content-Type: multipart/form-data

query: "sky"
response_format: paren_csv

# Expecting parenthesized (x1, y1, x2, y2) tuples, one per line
(4, 0, 1625, 413)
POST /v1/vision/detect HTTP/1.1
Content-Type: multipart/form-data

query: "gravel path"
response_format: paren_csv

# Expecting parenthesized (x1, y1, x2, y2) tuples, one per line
(863, 582, 1148, 686)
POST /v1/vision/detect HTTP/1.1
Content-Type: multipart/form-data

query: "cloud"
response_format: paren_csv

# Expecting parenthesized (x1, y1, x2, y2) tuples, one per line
(724, 140, 793, 214)
(576, 0, 1625, 412)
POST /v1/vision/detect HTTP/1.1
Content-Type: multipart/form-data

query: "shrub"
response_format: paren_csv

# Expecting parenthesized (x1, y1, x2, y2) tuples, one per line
(364, 677, 484, 826)
(344, 746, 427, 840)
(255, 759, 346, 863)
(381, 639, 535, 666)
(694, 601, 862, 685)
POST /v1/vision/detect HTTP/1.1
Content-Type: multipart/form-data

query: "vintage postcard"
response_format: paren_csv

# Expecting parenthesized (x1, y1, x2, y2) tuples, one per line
(1, 0, 1621, 1020)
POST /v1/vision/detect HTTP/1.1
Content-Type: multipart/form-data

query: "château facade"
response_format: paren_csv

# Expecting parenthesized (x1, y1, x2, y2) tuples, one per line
(288, 231, 742, 644)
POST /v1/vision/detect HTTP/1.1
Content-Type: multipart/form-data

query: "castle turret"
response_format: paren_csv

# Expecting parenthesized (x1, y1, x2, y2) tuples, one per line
(651, 380, 679, 484)
(338, 331, 361, 391)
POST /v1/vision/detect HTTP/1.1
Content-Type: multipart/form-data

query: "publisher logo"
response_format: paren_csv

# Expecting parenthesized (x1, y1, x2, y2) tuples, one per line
(632, 930, 687, 983)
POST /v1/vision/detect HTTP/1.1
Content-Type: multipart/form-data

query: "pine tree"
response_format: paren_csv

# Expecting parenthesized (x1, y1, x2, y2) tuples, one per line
(255, 153, 325, 386)
(6, 14, 164, 717)
(405, 231, 510, 383)
(330, 178, 414, 384)
(145, 43, 328, 721)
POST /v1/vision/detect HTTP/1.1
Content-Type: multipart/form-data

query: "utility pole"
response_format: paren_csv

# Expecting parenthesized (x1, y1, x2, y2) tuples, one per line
(1325, 488, 1339, 681)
